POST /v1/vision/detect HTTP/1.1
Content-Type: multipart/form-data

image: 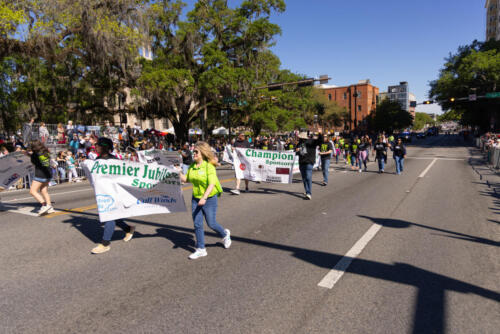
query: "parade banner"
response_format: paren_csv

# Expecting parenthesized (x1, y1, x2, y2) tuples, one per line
(137, 148, 181, 166)
(0, 152, 34, 189)
(83, 159, 186, 222)
(222, 145, 234, 165)
(233, 148, 299, 183)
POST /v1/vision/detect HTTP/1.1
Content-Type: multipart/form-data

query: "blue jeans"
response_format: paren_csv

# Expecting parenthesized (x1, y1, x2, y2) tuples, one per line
(299, 163, 313, 195)
(102, 220, 130, 241)
(377, 156, 385, 171)
(394, 156, 404, 174)
(57, 167, 66, 181)
(321, 159, 330, 184)
(182, 164, 190, 175)
(192, 196, 226, 249)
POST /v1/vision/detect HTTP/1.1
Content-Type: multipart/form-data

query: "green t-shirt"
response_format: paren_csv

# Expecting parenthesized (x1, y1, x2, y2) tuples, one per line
(186, 160, 221, 199)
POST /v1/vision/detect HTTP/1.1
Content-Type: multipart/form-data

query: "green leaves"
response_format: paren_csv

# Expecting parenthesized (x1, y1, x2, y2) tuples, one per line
(370, 99, 413, 133)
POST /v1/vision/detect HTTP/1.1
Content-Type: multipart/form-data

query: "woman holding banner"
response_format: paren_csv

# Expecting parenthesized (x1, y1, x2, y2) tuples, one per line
(179, 141, 231, 260)
(91, 137, 135, 254)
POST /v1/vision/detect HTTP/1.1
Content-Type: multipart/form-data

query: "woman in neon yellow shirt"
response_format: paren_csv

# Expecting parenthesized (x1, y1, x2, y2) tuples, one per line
(179, 141, 231, 259)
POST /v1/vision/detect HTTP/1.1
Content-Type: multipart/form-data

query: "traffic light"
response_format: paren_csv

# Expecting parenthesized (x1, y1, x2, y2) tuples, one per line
(423, 100, 434, 104)
(449, 97, 455, 102)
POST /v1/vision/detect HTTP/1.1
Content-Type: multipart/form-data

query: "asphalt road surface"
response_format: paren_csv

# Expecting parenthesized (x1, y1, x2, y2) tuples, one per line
(1, 135, 499, 334)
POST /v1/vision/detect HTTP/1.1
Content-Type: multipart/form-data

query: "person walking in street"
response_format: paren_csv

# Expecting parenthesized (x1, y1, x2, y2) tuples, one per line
(296, 130, 322, 200)
(28, 140, 54, 216)
(373, 136, 389, 173)
(319, 135, 333, 186)
(230, 133, 250, 195)
(178, 141, 231, 259)
(179, 143, 193, 175)
(91, 137, 135, 254)
(391, 137, 406, 175)
(357, 138, 369, 172)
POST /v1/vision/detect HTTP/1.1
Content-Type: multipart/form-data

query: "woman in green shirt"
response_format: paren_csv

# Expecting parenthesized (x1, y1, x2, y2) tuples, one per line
(179, 141, 231, 259)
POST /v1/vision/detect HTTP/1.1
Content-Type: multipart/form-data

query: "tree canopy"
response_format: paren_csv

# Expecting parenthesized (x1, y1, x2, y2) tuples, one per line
(368, 99, 413, 133)
(429, 40, 500, 131)
(413, 112, 435, 131)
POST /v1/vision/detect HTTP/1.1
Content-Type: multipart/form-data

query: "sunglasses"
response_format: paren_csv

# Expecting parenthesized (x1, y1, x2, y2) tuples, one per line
(193, 150, 200, 154)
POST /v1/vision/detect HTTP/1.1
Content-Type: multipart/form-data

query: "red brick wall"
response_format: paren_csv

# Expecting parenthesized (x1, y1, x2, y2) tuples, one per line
(320, 83, 379, 130)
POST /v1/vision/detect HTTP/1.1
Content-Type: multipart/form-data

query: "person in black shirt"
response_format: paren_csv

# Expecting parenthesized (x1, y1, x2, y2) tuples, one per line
(357, 138, 369, 172)
(296, 130, 323, 199)
(318, 136, 333, 186)
(372, 136, 390, 173)
(179, 143, 193, 174)
(90, 137, 135, 254)
(28, 140, 54, 216)
(230, 133, 251, 195)
(391, 137, 406, 175)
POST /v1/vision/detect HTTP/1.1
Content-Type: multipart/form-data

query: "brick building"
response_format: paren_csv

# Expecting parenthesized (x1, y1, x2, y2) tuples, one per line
(317, 79, 379, 130)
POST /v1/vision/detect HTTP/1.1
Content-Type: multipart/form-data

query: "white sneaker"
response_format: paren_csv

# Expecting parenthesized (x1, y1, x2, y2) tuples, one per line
(305, 194, 312, 200)
(230, 189, 240, 195)
(38, 205, 50, 216)
(358, 169, 362, 173)
(47, 206, 55, 214)
(223, 229, 231, 249)
(189, 248, 207, 260)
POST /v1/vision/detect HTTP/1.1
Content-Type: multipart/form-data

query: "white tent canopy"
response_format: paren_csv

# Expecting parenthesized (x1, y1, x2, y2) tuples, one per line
(212, 127, 229, 135)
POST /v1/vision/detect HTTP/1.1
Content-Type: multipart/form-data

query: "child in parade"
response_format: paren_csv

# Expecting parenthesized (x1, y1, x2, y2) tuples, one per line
(178, 141, 231, 259)
(28, 140, 54, 216)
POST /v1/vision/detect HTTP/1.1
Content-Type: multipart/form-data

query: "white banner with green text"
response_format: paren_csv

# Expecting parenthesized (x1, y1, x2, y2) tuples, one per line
(83, 159, 186, 222)
(233, 148, 299, 183)
(0, 152, 34, 190)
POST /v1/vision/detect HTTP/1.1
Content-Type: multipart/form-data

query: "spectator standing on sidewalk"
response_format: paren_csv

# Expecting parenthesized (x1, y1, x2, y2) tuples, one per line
(319, 135, 333, 186)
(39, 122, 49, 144)
(28, 140, 54, 216)
(391, 137, 406, 175)
(23, 118, 34, 145)
(66, 151, 80, 182)
(296, 130, 322, 200)
(57, 123, 66, 144)
(230, 132, 251, 195)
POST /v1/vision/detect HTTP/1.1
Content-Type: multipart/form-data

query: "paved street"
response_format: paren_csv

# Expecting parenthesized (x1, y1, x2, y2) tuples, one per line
(1, 135, 499, 334)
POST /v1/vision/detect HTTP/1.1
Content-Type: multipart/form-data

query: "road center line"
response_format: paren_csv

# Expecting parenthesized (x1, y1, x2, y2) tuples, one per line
(318, 223, 382, 289)
(418, 158, 438, 178)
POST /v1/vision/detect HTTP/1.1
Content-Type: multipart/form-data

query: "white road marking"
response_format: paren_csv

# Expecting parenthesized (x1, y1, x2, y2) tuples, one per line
(1, 188, 90, 203)
(318, 223, 382, 289)
(0, 204, 62, 217)
(418, 158, 438, 178)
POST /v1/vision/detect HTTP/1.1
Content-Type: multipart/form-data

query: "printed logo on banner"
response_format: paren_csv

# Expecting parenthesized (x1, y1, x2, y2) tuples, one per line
(3, 173, 20, 186)
(137, 195, 177, 204)
(275, 168, 290, 175)
(240, 163, 246, 171)
(96, 194, 117, 213)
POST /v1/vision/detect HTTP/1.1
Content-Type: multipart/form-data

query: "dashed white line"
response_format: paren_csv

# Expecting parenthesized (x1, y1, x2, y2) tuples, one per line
(318, 224, 382, 289)
(418, 158, 438, 178)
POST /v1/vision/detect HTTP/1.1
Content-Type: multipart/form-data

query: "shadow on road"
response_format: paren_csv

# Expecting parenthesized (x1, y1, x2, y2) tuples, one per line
(59, 210, 500, 334)
(358, 215, 499, 248)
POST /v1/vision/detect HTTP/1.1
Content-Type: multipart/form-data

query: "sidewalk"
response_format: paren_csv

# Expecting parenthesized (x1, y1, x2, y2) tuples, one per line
(469, 147, 500, 195)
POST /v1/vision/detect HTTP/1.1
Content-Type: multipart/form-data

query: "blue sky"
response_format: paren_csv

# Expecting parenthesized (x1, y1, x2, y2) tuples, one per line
(267, 0, 486, 115)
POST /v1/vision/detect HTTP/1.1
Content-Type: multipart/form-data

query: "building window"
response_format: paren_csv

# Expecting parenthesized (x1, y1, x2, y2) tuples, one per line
(162, 118, 169, 129)
(149, 119, 155, 129)
(343, 92, 347, 100)
(328, 94, 332, 101)
(358, 105, 362, 111)
(357, 91, 361, 98)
